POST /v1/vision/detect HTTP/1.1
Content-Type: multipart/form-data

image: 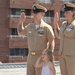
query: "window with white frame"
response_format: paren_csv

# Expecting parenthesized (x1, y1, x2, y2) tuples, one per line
(43, 10, 54, 22)
(10, 48, 28, 56)
(11, 28, 18, 35)
(60, 11, 65, 20)
(11, 8, 31, 18)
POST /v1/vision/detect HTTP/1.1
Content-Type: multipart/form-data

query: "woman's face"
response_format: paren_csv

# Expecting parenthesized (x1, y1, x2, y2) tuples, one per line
(64, 11, 74, 20)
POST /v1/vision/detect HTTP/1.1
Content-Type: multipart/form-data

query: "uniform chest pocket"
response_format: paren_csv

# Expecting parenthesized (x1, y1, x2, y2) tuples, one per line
(38, 34, 44, 37)
(64, 26, 75, 37)
(27, 31, 33, 37)
(66, 25, 74, 31)
(38, 31, 44, 36)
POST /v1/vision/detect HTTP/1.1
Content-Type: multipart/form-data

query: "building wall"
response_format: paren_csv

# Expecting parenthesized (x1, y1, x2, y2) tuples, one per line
(0, 0, 75, 63)
(0, 0, 10, 63)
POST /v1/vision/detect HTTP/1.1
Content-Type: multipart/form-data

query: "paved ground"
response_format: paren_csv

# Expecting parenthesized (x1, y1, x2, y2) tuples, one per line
(0, 61, 61, 75)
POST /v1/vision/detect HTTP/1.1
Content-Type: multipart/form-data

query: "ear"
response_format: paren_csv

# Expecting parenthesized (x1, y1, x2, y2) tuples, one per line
(41, 13, 45, 17)
(73, 11, 75, 18)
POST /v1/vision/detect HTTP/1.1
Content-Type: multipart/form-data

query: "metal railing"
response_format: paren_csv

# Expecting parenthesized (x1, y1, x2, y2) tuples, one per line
(10, 15, 54, 23)
(38, 0, 54, 3)
(9, 56, 26, 58)
(10, 15, 33, 18)
(7, 35, 27, 38)
(60, 0, 75, 2)
(43, 17, 54, 22)
(60, 17, 66, 20)
(10, 15, 65, 22)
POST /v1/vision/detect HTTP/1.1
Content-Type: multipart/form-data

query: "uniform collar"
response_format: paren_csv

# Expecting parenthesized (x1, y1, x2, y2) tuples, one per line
(31, 19, 45, 29)
(71, 19, 75, 25)
(39, 19, 45, 28)
(66, 19, 75, 26)
(30, 23, 35, 28)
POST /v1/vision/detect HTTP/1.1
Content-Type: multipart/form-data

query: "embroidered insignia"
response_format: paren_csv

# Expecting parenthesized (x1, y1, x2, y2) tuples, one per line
(28, 31, 33, 36)
(38, 29, 44, 35)
(28, 31, 32, 33)
(66, 25, 74, 31)
(33, 6, 36, 10)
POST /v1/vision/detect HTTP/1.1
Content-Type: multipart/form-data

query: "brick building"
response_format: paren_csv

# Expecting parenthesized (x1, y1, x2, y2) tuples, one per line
(0, 0, 75, 63)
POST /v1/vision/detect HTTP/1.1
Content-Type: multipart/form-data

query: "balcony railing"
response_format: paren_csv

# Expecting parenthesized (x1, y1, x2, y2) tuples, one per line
(10, 15, 33, 19)
(43, 17, 54, 22)
(43, 17, 65, 22)
(9, 55, 24, 58)
(8, 35, 28, 48)
(10, 15, 54, 23)
(60, 17, 66, 20)
(7, 35, 27, 38)
(10, 15, 20, 18)
(60, 0, 75, 2)
(38, 0, 54, 3)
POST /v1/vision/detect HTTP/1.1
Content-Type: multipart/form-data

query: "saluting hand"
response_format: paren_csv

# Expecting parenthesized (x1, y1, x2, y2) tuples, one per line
(54, 12, 60, 39)
(54, 12, 59, 23)
(19, 12, 26, 24)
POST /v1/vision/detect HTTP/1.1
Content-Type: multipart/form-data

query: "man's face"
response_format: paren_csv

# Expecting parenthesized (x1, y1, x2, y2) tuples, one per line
(32, 12, 44, 20)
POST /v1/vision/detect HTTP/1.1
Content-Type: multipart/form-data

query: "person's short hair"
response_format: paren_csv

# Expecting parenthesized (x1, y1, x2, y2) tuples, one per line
(45, 50, 53, 62)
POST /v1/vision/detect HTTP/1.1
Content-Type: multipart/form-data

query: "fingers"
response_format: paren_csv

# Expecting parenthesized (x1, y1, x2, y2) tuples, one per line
(55, 12, 58, 18)
(19, 12, 26, 23)
(20, 12, 26, 19)
(54, 12, 59, 22)
(20, 12, 26, 18)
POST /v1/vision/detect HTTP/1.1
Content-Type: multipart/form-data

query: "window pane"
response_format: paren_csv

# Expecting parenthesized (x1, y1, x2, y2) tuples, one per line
(11, 8, 31, 16)
(45, 10, 54, 17)
(12, 8, 21, 15)
(11, 28, 18, 35)
(10, 48, 28, 56)
(60, 11, 65, 17)
(10, 48, 15, 55)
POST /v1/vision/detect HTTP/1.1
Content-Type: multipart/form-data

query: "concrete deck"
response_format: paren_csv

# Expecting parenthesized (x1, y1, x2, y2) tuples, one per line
(0, 61, 61, 75)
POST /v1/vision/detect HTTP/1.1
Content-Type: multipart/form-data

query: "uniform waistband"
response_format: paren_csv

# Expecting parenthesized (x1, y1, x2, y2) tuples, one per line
(29, 51, 43, 56)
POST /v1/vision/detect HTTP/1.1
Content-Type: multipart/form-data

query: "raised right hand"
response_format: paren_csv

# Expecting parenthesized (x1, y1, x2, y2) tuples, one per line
(19, 12, 26, 24)
(54, 12, 59, 22)
(54, 12, 60, 39)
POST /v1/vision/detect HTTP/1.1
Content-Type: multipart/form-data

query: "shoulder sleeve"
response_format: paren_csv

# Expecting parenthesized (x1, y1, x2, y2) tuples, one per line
(62, 21, 67, 27)
(64, 24, 75, 37)
(21, 25, 27, 35)
(21, 23, 34, 36)
(18, 24, 28, 36)
(46, 25, 55, 41)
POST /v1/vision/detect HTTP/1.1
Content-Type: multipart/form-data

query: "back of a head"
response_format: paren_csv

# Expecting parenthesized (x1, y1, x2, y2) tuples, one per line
(45, 50, 53, 62)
